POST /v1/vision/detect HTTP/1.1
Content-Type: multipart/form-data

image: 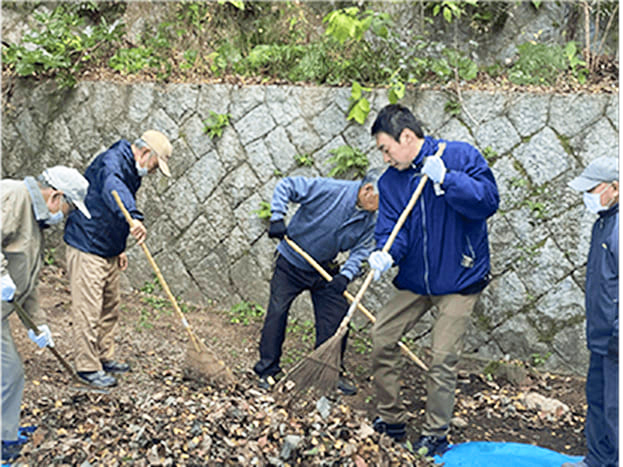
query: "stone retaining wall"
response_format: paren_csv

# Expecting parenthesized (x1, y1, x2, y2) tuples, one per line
(2, 79, 618, 375)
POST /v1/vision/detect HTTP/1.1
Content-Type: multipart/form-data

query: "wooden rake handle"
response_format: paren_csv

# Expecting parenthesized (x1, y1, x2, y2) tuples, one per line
(284, 236, 428, 371)
(111, 190, 202, 353)
(337, 142, 446, 335)
(12, 300, 105, 391)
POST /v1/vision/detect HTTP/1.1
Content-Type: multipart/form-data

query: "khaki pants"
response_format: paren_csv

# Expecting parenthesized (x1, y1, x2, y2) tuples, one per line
(371, 290, 479, 437)
(66, 245, 121, 372)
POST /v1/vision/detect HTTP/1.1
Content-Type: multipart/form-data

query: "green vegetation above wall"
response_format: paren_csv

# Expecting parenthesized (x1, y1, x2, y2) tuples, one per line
(2, 0, 618, 96)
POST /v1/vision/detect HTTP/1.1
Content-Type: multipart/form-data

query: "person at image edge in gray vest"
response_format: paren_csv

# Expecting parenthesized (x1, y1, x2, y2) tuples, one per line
(562, 156, 618, 467)
(1, 166, 91, 463)
(253, 169, 382, 395)
(368, 104, 499, 456)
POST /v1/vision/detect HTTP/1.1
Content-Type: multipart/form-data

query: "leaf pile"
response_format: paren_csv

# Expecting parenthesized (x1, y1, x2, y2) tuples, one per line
(19, 371, 434, 466)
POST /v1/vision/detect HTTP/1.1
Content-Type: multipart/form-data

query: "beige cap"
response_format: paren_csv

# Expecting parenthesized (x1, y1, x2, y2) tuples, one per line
(141, 130, 172, 177)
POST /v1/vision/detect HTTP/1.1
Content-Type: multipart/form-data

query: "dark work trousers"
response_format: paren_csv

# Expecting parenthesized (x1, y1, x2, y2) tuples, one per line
(253, 254, 349, 378)
(584, 351, 618, 467)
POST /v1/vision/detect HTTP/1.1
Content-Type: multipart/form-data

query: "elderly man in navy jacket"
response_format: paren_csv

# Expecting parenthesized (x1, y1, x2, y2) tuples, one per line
(253, 169, 381, 395)
(64, 130, 172, 388)
(368, 104, 499, 455)
(563, 156, 618, 467)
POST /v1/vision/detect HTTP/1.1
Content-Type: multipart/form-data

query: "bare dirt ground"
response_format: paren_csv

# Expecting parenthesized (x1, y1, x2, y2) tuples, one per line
(9, 264, 587, 466)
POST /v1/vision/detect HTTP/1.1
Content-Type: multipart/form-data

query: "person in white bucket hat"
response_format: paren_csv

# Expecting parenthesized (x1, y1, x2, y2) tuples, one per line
(562, 156, 618, 467)
(1, 166, 90, 463)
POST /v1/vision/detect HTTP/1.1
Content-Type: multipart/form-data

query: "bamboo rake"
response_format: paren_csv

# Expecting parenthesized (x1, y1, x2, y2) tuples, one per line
(284, 235, 428, 371)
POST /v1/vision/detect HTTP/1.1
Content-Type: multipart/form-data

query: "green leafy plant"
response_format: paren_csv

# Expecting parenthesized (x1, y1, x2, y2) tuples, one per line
(2, 3, 123, 88)
(294, 153, 314, 167)
(140, 275, 161, 294)
(564, 41, 588, 84)
(530, 351, 552, 367)
(202, 111, 231, 139)
(524, 199, 547, 219)
(430, 0, 478, 23)
(481, 146, 499, 164)
(444, 99, 461, 117)
(228, 300, 265, 325)
(326, 145, 370, 178)
(137, 308, 154, 330)
(44, 248, 56, 266)
(347, 81, 372, 125)
(253, 201, 272, 221)
(508, 41, 568, 85)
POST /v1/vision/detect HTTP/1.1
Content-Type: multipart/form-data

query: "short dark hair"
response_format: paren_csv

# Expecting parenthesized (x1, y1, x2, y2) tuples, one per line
(370, 104, 424, 141)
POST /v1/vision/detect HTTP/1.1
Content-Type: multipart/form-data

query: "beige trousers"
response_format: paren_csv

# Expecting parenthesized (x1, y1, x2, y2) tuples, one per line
(66, 245, 121, 372)
(371, 289, 479, 437)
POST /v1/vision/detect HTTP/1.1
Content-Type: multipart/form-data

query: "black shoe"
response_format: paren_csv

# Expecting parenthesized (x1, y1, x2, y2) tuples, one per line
(337, 377, 357, 396)
(2, 439, 24, 462)
(257, 375, 276, 390)
(101, 360, 130, 373)
(412, 434, 450, 456)
(372, 416, 406, 441)
(77, 370, 117, 388)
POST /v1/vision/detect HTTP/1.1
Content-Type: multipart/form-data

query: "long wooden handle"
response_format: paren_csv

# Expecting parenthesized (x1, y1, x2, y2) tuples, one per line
(111, 190, 201, 352)
(338, 173, 430, 331)
(284, 236, 428, 371)
(337, 142, 445, 333)
(12, 301, 98, 388)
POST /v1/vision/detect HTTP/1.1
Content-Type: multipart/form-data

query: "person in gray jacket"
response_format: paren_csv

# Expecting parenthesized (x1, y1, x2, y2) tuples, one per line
(253, 169, 381, 395)
(1, 166, 90, 463)
(563, 156, 618, 467)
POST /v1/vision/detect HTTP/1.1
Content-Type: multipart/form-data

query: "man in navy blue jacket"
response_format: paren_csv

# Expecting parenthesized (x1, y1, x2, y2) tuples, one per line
(563, 157, 618, 467)
(368, 104, 499, 455)
(253, 169, 381, 395)
(64, 130, 172, 388)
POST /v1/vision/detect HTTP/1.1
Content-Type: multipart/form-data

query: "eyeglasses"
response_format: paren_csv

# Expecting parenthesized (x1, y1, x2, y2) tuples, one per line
(62, 194, 76, 211)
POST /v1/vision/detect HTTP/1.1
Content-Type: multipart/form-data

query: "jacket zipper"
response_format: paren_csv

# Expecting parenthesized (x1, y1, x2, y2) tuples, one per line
(420, 193, 432, 295)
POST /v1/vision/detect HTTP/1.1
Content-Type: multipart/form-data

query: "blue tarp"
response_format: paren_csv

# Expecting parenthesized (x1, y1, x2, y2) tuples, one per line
(434, 442, 583, 467)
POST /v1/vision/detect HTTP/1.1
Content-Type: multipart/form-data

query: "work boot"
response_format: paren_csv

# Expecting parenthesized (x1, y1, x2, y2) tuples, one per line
(337, 376, 357, 396)
(412, 434, 450, 456)
(2, 439, 25, 462)
(102, 360, 130, 373)
(17, 425, 37, 441)
(561, 460, 588, 467)
(372, 416, 406, 442)
(257, 374, 277, 390)
(77, 370, 117, 388)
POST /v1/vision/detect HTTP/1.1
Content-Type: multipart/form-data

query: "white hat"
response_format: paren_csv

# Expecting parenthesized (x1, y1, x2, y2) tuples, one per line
(568, 157, 619, 192)
(40, 166, 91, 219)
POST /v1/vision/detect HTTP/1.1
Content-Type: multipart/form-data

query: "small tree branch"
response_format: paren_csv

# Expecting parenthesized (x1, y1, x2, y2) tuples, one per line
(595, 3, 618, 59)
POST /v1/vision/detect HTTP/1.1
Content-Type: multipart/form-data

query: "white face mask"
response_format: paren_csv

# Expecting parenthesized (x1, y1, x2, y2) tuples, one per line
(583, 185, 609, 214)
(135, 159, 148, 177)
(45, 210, 64, 226)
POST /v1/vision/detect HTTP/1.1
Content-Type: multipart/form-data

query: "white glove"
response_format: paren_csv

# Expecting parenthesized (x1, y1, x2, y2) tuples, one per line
(422, 155, 447, 184)
(1, 274, 16, 302)
(369, 251, 393, 281)
(28, 324, 55, 349)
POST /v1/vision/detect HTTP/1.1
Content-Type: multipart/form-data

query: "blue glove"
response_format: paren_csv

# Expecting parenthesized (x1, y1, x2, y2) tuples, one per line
(422, 155, 447, 184)
(1, 273, 16, 302)
(369, 251, 393, 281)
(28, 324, 55, 348)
